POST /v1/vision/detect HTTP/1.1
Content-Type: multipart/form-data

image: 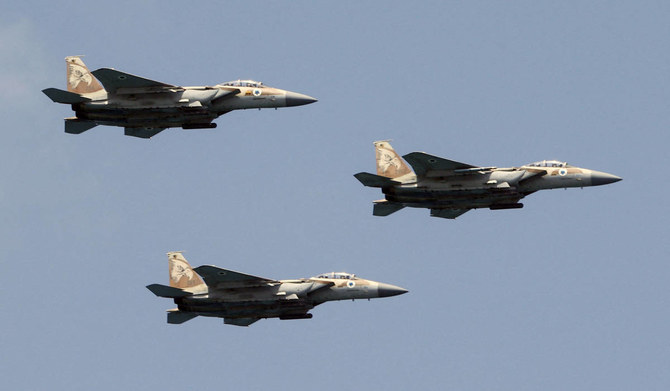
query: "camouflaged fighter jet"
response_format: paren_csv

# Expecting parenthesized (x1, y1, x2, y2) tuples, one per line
(146, 252, 408, 327)
(354, 141, 622, 219)
(42, 56, 317, 138)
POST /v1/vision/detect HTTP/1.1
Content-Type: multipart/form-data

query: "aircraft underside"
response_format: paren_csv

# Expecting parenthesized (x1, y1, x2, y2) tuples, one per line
(383, 187, 526, 209)
(176, 297, 315, 320)
(74, 106, 223, 129)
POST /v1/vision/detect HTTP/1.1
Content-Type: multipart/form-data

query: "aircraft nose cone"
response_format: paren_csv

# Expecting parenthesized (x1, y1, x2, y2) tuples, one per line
(285, 91, 318, 107)
(377, 283, 408, 298)
(590, 171, 622, 186)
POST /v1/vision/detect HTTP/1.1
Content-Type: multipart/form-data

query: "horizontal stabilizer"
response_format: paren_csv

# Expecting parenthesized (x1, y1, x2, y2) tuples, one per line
(167, 310, 198, 324)
(42, 88, 91, 104)
(373, 201, 405, 216)
(65, 118, 98, 134)
(403, 152, 476, 177)
(125, 127, 166, 139)
(224, 317, 260, 327)
(430, 208, 470, 219)
(354, 172, 401, 188)
(146, 284, 191, 298)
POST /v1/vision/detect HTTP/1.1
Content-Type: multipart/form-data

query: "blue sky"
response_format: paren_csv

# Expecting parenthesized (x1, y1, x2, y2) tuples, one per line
(2, 1, 669, 390)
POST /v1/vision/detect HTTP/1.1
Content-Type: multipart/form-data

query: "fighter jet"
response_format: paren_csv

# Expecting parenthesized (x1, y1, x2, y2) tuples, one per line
(42, 56, 317, 138)
(354, 140, 622, 219)
(146, 252, 408, 327)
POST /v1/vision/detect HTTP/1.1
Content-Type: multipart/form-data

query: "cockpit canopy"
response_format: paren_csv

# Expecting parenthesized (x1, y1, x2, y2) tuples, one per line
(526, 160, 569, 168)
(220, 79, 266, 88)
(314, 272, 357, 280)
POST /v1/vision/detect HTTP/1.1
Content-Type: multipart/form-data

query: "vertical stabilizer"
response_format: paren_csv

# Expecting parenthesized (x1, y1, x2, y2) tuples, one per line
(374, 140, 412, 178)
(167, 252, 206, 292)
(66, 56, 104, 94)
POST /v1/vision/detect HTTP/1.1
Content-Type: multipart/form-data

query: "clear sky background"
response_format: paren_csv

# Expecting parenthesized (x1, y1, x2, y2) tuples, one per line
(2, 1, 669, 390)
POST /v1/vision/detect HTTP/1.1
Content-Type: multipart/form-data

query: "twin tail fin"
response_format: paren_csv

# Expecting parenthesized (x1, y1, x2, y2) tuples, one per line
(374, 140, 412, 178)
(65, 56, 104, 94)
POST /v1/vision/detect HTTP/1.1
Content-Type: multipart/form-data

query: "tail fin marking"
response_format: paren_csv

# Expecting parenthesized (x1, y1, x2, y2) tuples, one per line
(168, 252, 206, 291)
(66, 56, 104, 94)
(374, 140, 412, 178)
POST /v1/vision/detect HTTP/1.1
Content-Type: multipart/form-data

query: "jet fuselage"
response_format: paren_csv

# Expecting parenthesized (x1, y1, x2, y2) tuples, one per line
(73, 83, 314, 129)
(43, 57, 317, 138)
(383, 165, 621, 210)
(175, 276, 405, 321)
(355, 141, 622, 219)
(148, 253, 407, 326)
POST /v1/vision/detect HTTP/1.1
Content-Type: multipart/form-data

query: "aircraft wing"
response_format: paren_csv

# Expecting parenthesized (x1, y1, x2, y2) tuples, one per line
(193, 265, 279, 289)
(402, 152, 477, 177)
(91, 68, 178, 94)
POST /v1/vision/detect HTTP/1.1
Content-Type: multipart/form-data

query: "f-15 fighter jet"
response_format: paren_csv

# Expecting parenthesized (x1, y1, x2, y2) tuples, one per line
(354, 140, 622, 219)
(147, 252, 407, 327)
(42, 56, 317, 138)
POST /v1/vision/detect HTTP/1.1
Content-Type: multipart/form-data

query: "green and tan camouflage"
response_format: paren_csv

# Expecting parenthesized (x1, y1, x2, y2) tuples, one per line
(146, 252, 408, 327)
(355, 141, 622, 219)
(42, 56, 317, 138)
